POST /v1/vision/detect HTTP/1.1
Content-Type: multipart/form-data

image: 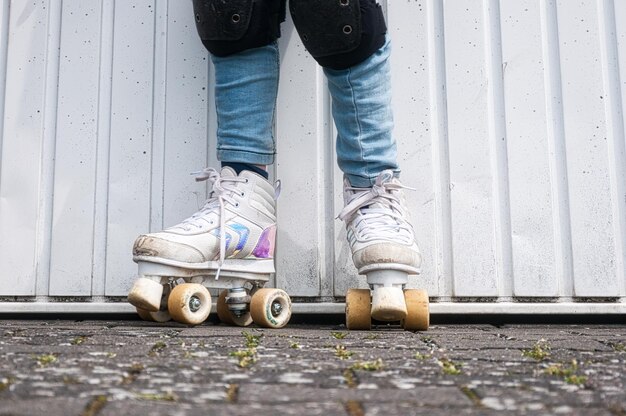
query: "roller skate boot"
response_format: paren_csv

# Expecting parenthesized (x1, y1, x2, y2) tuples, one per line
(338, 170, 429, 331)
(128, 167, 292, 328)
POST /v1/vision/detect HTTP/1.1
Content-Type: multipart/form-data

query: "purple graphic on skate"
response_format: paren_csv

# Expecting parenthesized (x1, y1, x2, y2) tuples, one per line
(252, 225, 276, 259)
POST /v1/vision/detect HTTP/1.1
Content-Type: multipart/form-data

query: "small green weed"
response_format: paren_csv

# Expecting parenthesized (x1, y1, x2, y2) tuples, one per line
(331, 332, 347, 340)
(415, 352, 432, 360)
(149, 341, 167, 356)
(35, 354, 57, 367)
(439, 358, 462, 375)
(544, 360, 587, 386)
(350, 358, 384, 371)
(334, 345, 354, 360)
(242, 331, 263, 348)
(522, 340, 551, 361)
(229, 349, 257, 368)
(71, 336, 88, 346)
(135, 392, 177, 402)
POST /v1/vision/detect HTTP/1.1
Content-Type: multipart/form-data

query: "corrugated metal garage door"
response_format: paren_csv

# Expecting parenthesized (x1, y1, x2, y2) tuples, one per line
(0, 0, 624, 314)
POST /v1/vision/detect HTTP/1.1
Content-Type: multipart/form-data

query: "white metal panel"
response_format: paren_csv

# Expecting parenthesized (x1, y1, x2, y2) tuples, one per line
(0, 0, 624, 312)
(49, 0, 101, 296)
(0, 1, 50, 296)
(105, 0, 156, 296)
(557, 0, 619, 297)
(444, 1, 498, 296)
(501, 1, 558, 297)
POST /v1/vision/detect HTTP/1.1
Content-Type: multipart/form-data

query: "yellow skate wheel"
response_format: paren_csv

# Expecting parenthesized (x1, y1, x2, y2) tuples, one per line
(167, 283, 211, 325)
(401, 289, 429, 331)
(217, 290, 253, 327)
(345, 289, 372, 330)
(136, 307, 171, 323)
(250, 288, 292, 328)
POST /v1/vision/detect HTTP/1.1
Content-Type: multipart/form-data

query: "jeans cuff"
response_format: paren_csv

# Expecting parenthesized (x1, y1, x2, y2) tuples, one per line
(346, 170, 401, 187)
(217, 149, 275, 165)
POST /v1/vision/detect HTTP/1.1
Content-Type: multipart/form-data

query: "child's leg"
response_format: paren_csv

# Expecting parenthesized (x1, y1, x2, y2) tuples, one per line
(325, 40, 427, 329)
(289, 0, 427, 328)
(128, 0, 291, 328)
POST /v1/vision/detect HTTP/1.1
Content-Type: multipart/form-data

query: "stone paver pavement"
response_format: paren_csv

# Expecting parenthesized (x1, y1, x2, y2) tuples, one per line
(0, 320, 624, 415)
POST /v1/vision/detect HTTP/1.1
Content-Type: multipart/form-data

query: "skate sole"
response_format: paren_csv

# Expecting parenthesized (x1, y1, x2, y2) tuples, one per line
(358, 262, 421, 276)
(134, 255, 275, 279)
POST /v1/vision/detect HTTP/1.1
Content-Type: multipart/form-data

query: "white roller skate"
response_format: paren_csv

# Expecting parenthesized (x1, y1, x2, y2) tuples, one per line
(338, 170, 429, 331)
(127, 167, 292, 328)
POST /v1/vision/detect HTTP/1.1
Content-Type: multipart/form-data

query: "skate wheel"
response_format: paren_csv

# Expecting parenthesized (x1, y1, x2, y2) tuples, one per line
(217, 290, 253, 327)
(128, 277, 163, 312)
(167, 283, 211, 325)
(401, 289, 429, 331)
(250, 288, 291, 328)
(345, 289, 371, 330)
(136, 307, 171, 323)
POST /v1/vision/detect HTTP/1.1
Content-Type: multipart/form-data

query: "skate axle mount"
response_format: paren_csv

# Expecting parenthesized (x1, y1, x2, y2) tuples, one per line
(225, 287, 251, 318)
(346, 269, 429, 331)
(364, 269, 409, 288)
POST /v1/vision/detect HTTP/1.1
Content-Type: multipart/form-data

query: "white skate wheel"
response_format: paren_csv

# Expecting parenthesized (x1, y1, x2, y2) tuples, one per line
(371, 286, 407, 322)
(401, 289, 429, 331)
(217, 290, 253, 327)
(167, 283, 211, 326)
(127, 277, 163, 312)
(136, 307, 171, 323)
(250, 288, 291, 329)
(345, 289, 371, 330)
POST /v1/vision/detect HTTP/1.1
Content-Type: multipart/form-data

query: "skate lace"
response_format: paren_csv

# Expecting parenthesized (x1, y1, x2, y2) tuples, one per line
(171, 167, 247, 278)
(337, 171, 415, 244)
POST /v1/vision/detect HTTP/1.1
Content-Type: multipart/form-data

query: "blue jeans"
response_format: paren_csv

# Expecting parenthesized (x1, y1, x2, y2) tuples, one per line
(211, 36, 399, 187)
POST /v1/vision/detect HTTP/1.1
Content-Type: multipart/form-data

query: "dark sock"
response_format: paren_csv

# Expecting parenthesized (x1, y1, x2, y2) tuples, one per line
(221, 162, 269, 179)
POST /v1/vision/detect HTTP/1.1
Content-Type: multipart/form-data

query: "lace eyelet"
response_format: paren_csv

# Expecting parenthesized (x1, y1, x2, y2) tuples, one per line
(235, 203, 239, 207)
(241, 192, 245, 197)
(245, 178, 249, 183)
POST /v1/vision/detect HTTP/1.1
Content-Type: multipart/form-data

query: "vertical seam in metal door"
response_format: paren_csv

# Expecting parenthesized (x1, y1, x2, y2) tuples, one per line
(150, 0, 168, 234)
(483, 0, 514, 299)
(427, 0, 454, 299)
(0, 0, 10, 188)
(596, 0, 626, 298)
(318, 66, 335, 297)
(540, 0, 575, 299)
(92, 0, 116, 297)
(35, 0, 63, 298)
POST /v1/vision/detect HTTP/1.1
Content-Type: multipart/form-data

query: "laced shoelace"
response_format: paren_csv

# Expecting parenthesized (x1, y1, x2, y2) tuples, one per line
(337, 171, 415, 244)
(172, 167, 248, 279)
